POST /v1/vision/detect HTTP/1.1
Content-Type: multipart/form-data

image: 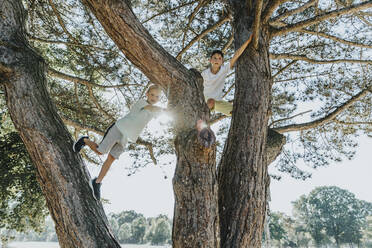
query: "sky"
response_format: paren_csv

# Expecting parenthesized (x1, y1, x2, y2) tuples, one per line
(85, 123, 372, 218)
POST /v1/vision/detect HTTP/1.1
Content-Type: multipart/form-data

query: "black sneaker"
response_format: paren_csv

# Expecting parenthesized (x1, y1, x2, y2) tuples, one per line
(89, 178, 101, 200)
(73, 136, 89, 153)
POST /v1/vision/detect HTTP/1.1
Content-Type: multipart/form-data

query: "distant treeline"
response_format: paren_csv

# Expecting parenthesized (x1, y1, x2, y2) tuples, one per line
(2, 186, 372, 248)
(3, 210, 171, 246)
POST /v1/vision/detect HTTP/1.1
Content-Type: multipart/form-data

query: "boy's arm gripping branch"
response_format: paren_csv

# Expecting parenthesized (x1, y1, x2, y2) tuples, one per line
(229, 33, 253, 69)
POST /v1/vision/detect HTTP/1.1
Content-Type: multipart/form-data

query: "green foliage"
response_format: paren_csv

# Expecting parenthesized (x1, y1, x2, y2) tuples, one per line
(361, 216, 372, 248)
(268, 212, 312, 248)
(8, 210, 172, 245)
(145, 215, 172, 245)
(108, 211, 172, 245)
(268, 212, 287, 243)
(131, 216, 147, 243)
(118, 223, 132, 243)
(0, 107, 48, 240)
(19, 0, 371, 180)
(293, 186, 372, 247)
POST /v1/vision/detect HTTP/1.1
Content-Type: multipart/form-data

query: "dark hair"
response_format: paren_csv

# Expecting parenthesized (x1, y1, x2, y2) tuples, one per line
(210, 50, 224, 59)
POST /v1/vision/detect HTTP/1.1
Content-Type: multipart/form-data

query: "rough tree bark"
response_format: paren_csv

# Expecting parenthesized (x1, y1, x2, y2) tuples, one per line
(1, 1, 120, 247)
(217, 1, 273, 246)
(80, 0, 221, 246)
(1, 0, 286, 247)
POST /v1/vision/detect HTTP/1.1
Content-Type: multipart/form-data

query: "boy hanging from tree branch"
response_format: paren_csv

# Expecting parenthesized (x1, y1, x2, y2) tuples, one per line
(73, 85, 165, 200)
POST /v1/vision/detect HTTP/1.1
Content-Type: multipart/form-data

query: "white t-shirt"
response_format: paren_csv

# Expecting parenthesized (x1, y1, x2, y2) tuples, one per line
(201, 62, 231, 101)
(116, 99, 158, 143)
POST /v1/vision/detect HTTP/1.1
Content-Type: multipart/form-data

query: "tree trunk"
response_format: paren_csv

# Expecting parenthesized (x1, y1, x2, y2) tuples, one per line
(80, 1, 221, 246)
(218, 1, 272, 247)
(172, 128, 220, 248)
(1, 1, 120, 247)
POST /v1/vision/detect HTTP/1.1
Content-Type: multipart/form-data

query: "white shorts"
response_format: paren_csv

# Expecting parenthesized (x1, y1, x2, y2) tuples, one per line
(97, 124, 127, 159)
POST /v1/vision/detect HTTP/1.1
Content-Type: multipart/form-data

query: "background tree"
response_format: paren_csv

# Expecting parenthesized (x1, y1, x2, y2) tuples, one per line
(149, 217, 172, 245)
(293, 186, 372, 247)
(1, 0, 371, 247)
(361, 216, 372, 248)
(118, 223, 132, 244)
(0, 102, 48, 245)
(268, 212, 287, 247)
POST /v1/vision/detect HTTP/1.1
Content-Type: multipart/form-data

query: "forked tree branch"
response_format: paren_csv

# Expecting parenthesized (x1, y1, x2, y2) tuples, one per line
(270, 0, 317, 24)
(271, 1, 372, 37)
(81, 0, 192, 88)
(334, 0, 372, 26)
(181, 0, 209, 48)
(273, 89, 370, 133)
(262, 0, 289, 23)
(270, 53, 372, 64)
(176, 15, 230, 59)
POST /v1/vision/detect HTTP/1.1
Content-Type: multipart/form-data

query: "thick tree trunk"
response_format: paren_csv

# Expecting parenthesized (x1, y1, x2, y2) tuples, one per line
(172, 129, 219, 248)
(81, 1, 220, 246)
(1, 1, 120, 247)
(218, 1, 272, 247)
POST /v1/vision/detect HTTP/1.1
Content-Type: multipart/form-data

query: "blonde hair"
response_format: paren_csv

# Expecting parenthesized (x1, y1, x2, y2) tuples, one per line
(147, 84, 161, 93)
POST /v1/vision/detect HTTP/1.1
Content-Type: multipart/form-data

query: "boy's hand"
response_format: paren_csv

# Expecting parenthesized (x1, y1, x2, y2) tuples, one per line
(207, 98, 215, 109)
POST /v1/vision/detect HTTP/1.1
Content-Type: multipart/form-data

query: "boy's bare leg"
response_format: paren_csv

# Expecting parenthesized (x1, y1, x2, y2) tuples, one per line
(84, 138, 103, 155)
(96, 154, 116, 183)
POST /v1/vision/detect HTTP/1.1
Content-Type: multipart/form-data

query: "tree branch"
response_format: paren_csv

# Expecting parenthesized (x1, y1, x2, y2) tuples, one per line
(61, 116, 105, 135)
(269, 110, 312, 127)
(334, 119, 372, 125)
(270, 53, 372, 64)
(176, 15, 230, 59)
(136, 138, 158, 165)
(222, 34, 234, 53)
(47, 68, 134, 88)
(81, 0, 192, 88)
(48, 0, 75, 40)
(142, 0, 198, 24)
(270, 0, 317, 24)
(273, 89, 370, 133)
(181, 0, 209, 49)
(272, 60, 297, 78)
(253, 0, 264, 49)
(209, 113, 228, 125)
(274, 71, 334, 83)
(262, 0, 289, 23)
(299, 29, 372, 49)
(87, 86, 115, 121)
(271, 1, 372, 37)
(334, 0, 372, 26)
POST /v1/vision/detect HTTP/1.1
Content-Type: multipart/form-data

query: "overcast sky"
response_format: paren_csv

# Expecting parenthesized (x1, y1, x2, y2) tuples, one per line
(84, 132, 371, 218)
